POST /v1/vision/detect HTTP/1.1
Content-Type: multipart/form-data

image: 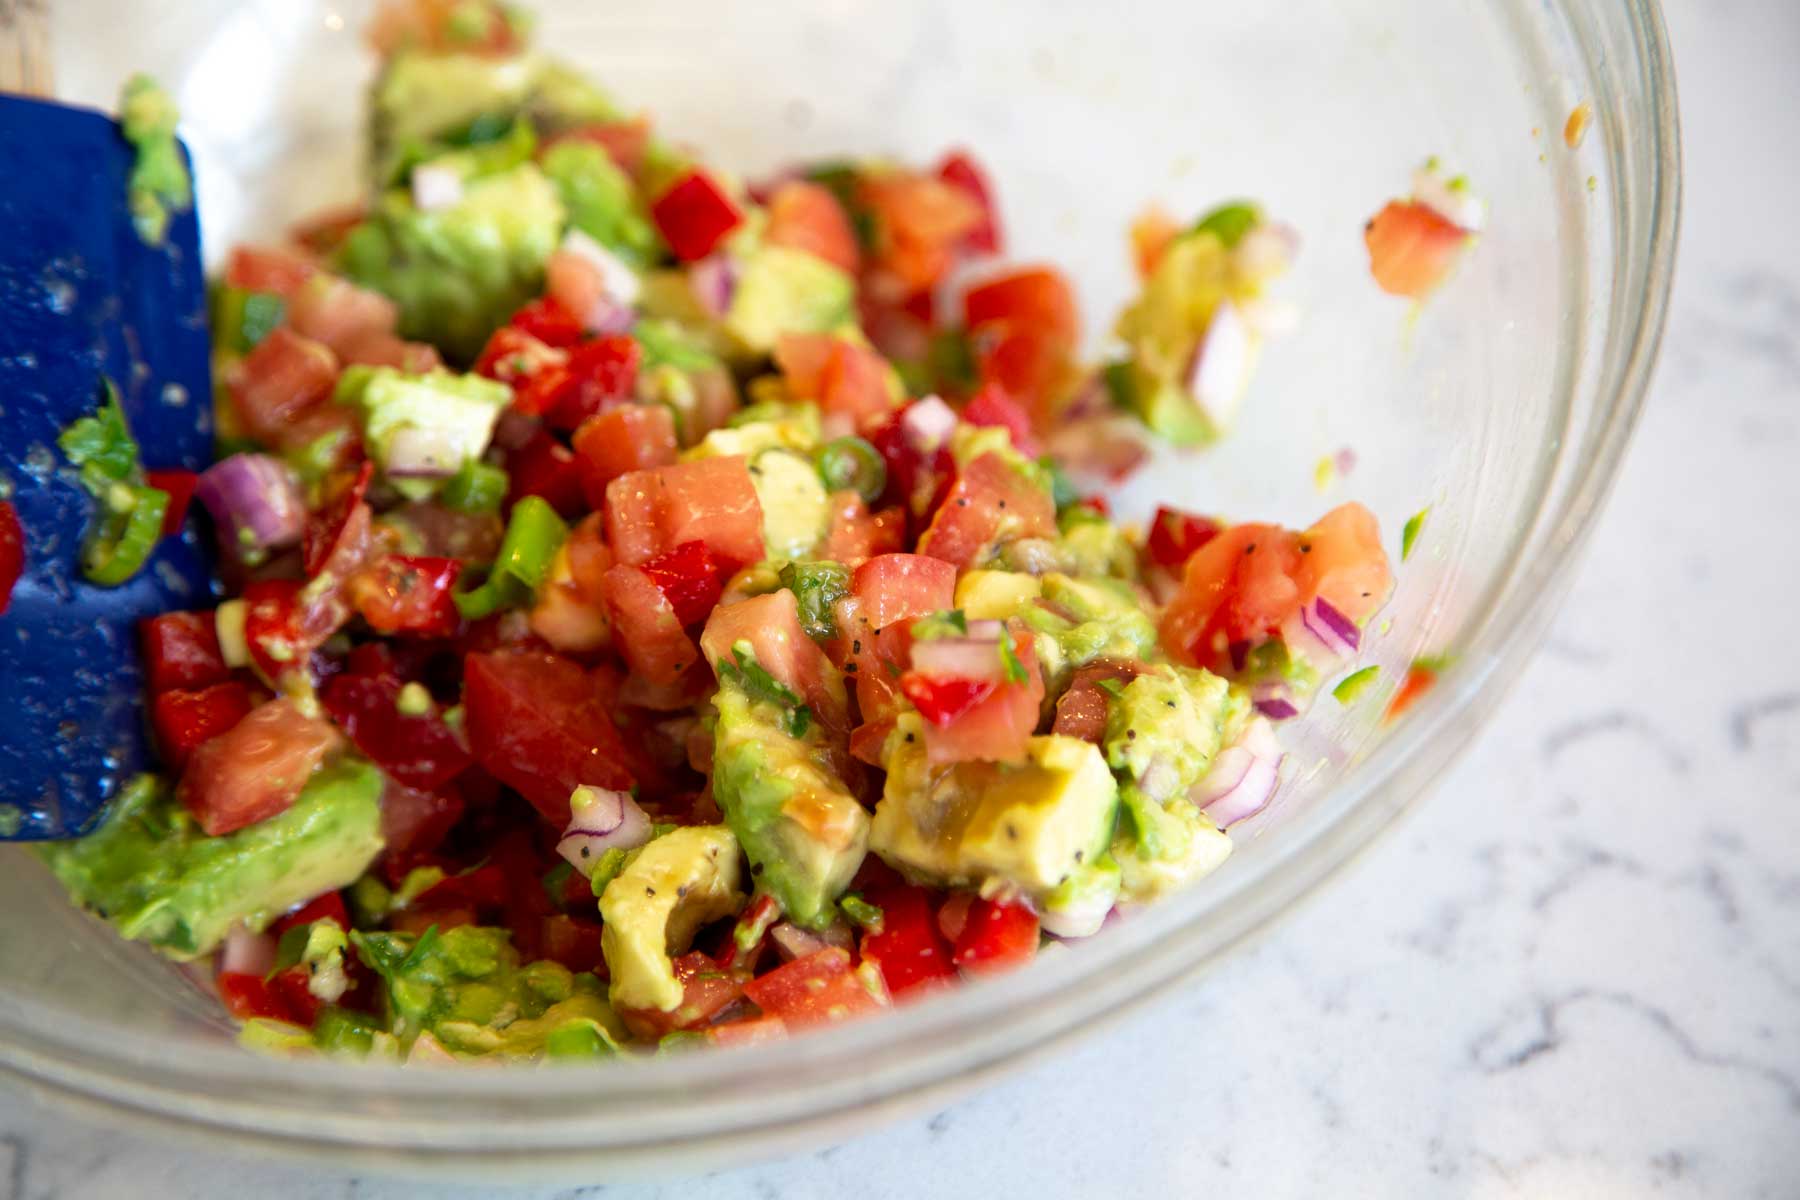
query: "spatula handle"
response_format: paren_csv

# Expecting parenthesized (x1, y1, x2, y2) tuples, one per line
(0, 0, 52, 98)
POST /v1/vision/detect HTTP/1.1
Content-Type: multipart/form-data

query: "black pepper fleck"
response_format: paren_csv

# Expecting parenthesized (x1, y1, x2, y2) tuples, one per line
(646, 886, 656, 896)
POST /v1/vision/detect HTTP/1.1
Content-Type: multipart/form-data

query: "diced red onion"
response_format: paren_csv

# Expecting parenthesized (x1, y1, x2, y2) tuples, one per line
(583, 296, 636, 335)
(218, 922, 275, 977)
(900, 395, 958, 452)
(384, 426, 464, 478)
(688, 253, 737, 319)
(1138, 754, 1182, 803)
(1334, 447, 1358, 477)
(1185, 300, 1253, 432)
(195, 453, 305, 553)
(1195, 717, 1283, 829)
(770, 920, 853, 962)
(556, 786, 653, 877)
(411, 164, 464, 212)
(1251, 681, 1300, 721)
(560, 229, 642, 308)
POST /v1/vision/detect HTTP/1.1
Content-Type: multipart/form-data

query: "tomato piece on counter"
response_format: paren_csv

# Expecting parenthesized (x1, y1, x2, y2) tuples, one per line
(139, 611, 230, 693)
(151, 681, 254, 771)
(651, 170, 744, 262)
(950, 896, 1039, 974)
(742, 947, 885, 1029)
(178, 698, 342, 836)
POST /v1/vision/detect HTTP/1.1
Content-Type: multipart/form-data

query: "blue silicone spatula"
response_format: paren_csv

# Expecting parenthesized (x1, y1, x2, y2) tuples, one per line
(0, 34, 216, 839)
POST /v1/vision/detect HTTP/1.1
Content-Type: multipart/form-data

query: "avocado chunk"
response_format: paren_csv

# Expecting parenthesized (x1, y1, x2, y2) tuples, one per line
(871, 717, 1118, 903)
(352, 924, 625, 1054)
(40, 762, 384, 961)
(954, 568, 1044, 620)
(1017, 573, 1160, 689)
(749, 449, 830, 560)
(1054, 507, 1139, 581)
(1112, 804, 1232, 904)
(724, 244, 856, 354)
(540, 140, 661, 267)
(686, 404, 820, 461)
(370, 51, 542, 185)
(334, 365, 510, 497)
(711, 679, 869, 930)
(1103, 664, 1234, 858)
(1041, 853, 1122, 938)
(336, 162, 566, 363)
(600, 826, 745, 1012)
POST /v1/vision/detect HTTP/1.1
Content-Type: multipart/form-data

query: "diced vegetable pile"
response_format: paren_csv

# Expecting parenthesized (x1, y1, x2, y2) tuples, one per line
(37, 0, 1422, 1062)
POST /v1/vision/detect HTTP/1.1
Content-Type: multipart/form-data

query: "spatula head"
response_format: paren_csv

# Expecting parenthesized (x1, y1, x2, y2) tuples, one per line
(0, 93, 215, 839)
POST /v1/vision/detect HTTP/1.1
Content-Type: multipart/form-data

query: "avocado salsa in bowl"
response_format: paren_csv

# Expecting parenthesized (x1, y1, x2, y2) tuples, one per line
(5, 0, 1674, 1169)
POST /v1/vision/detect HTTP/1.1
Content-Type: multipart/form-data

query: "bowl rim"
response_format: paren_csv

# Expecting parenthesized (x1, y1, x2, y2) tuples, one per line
(0, 0, 1682, 1165)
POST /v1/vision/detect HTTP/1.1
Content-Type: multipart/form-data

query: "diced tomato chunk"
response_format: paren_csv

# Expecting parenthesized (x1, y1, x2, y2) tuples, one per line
(950, 896, 1039, 974)
(616, 951, 745, 1040)
(144, 469, 198, 536)
(546, 335, 643, 432)
(285, 274, 399, 358)
(303, 461, 374, 578)
(320, 671, 472, 792)
(475, 326, 567, 386)
(139, 611, 230, 693)
(274, 890, 351, 936)
(604, 456, 764, 569)
(151, 681, 254, 770)
(217, 972, 295, 1023)
(505, 429, 587, 518)
(462, 650, 636, 827)
(916, 452, 1056, 569)
(860, 884, 958, 998)
(540, 914, 606, 974)
(1131, 206, 1181, 279)
(347, 554, 462, 637)
(765, 180, 860, 274)
(851, 553, 956, 631)
(701, 590, 848, 732)
(243, 578, 343, 683)
(651, 170, 744, 262)
(859, 172, 982, 296)
(1365, 199, 1470, 298)
(639, 540, 728, 628)
(971, 322, 1070, 423)
(509, 297, 586, 349)
(818, 492, 905, 565)
(1146, 505, 1223, 568)
(742, 947, 885, 1029)
(223, 245, 316, 300)
(963, 266, 1079, 347)
(935, 150, 1002, 255)
(178, 698, 342, 836)
(0, 500, 20, 616)
(1385, 661, 1440, 723)
(378, 778, 465, 867)
(918, 626, 1042, 765)
(774, 333, 896, 432)
(707, 1015, 788, 1047)
(959, 383, 1039, 456)
(229, 328, 339, 448)
(601, 562, 703, 686)
(572, 403, 677, 508)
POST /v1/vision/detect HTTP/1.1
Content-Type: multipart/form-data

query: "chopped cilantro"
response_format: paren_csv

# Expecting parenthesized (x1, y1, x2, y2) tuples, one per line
(719, 640, 814, 738)
(998, 630, 1029, 684)
(1096, 677, 1127, 698)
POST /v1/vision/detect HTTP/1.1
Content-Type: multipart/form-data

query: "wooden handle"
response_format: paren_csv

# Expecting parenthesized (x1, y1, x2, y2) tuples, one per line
(0, 0, 53, 98)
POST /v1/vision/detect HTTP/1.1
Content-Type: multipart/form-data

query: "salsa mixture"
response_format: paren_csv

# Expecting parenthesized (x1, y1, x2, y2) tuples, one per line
(29, 0, 1481, 1062)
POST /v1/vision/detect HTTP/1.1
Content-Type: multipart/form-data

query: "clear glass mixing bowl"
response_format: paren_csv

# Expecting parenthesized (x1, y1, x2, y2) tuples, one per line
(1, 0, 1677, 1178)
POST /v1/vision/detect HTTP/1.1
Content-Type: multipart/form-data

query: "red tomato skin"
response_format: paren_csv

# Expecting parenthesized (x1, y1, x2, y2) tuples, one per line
(572, 404, 678, 509)
(601, 562, 703, 686)
(1146, 506, 1223, 568)
(228, 327, 339, 448)
(1158, 522, 1298, 674)
(1365, 200, 1469, 298)
(505, 429, 587, 519)
(916, 452, 1056, 570)
(144, 470, 199, 536)
(951, 896, 1039, 973)
(139, 611, 230, 693)
(509, 297, 586, 349)
(899, 673, 995, 727)
(765, 180, 860, 274)
(639, 539, 728, 627)
(0, 500, 20, 616)
(860, 884, 958, 998)
(742, 947, 885, 1028)
(461, 650, 636, 827)
(546, 335, 643, 432)
(818, 492, 903, 565)
(959, 383, 1039, 456)
(319, 672, 472, 792)
(617, 951, 745, 1040)
(475, 326, 566, 385)
(541, 914, 607, 974)
(963, 266, 1079, 347)
(224, 245, 316, 299)
(935, 150, 1002, 255)
(347, 555, 463, 637)
(851, 553, 957, 631)
(604, 457, 765, 569)
(651, 170, 745, 262)
(178, 698, 343, 836)
(542, 117, 650, 176)
(918, 626, 1043, 765)
(151, 681, 254, 770)
(217, 972, 296, 1023)
(274, 890, 350, 936)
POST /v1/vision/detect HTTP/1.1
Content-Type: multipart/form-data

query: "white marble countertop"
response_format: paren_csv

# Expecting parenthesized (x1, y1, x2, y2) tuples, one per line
(5, 0, 1797, 1195)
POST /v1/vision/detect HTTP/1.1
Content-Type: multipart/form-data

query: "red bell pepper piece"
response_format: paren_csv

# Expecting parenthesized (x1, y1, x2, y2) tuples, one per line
(742, 947, 885, 1029)
(0, 500, 20, 617)
(145, 469, 199, 536)
(509, 297, 586, 348)
(950, 896, 1039, 974)
(546, 334, 642, 432)
(936, 150, 1003, 256)
(860, 885, 957, 998)
(413, 863, 510, 914)
(217, 971, 296, 1023)
(651, 170, 744, 262)
(319, 671, 472, 792)
(151, 680, 254, 770)
(898, 673, 997, 727)
(139, 611, 231, 693)
(348, 554, 463, 638)
(717, 892, 781, 973)
(274, 890, 351, 936)
(506, 429, 586, 518)
(639, 539, 727, 627)
(1145, 505, 1223, 568)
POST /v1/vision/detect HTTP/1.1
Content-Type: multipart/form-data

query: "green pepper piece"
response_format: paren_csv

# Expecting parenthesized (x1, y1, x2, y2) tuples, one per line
(441, 459, 510, 514)
(813, 436, 886, 505)
(83, 483, 168, 586)
(453, 495, 568, 619)
(1192, 201, 1261, 249)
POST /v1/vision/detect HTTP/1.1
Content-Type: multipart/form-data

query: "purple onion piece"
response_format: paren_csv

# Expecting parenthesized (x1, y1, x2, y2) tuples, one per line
(195, 453, 305, 554)
(769, 920, 853, 963)
(900, 395, 958, 451)
(1254, 696, 1300, 721)
(1195, 718, 1284, 829)
(556, 786, 653, 876)
(1312, 597, 1362, 652)
(688, 254, 737, 319)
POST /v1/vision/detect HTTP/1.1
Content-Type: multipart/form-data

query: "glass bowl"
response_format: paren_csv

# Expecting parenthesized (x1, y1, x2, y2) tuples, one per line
(2, 0, 1677, 1179)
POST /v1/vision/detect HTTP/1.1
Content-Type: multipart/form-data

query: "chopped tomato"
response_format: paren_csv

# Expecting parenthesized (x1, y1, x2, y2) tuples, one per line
(223, 245, 316, 300)
(918, 626, 1042, 765)
(616, 950, 745, 1040)
(601, 562, 703, 686)
(651, 170, 744, 262)
(1051, 661, 1145, 744)
(819, 492, 905, 565)
(475, 325, 567, 385)
(959, 383, 1039, 456)
(378, 778, 465, 866)
(505, 428, 587, 518)
(859, 172, 982, 296)
(572, 403, 678, 508)
(0, 500, 20, 616)
(963, 266, 1079, 347)
(1385, 661, 1439, 723)
(319, 671, 472, 791)
(743, 947, 885, 1029)
(178, 698, 342, 836)
(774, 334, 897, 432)
(716, 892, 781, 973)
(950, 896, 1039, 974)
(347, 554, 462, 637)
(540, 914, 606, 974)
(509, 297, 586, 349)
(268, 965, 323, 1027)
(243, 580, 333, 683)
(701, 590, 849, 732)
(851, 553, 956, 631)
(707, 1015, 787, 1047)
(860, 884, 958, 998)
(274, 890, 351, 936)
(144, 469, 198, 536)
(1365, 199, 1470, 298)
(765, 180, 860, 274)
(303, 462, 374, 578)
(462, 650, 636, 826)
(151, 681, 254, 770)
(217, 972, 295, 1023)
(868, 405, 955, 522)
(285, 274, 399, 358)
(639, 540, 728, 627)
(1146, 505, 1223, 569)
(228, 328, 338, 447)
(971, 321, 1070, 423)
(900, 673, 996, 727)
(546, 335, 643, 432)
(916, 452, 1056, 569)
(139, 611, 230, 693)
(603, 456, 764, 570)
(935, 150, 1002, 255)
(1130, 206, 1180, 279)
(1292, 502, 1394, 628)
